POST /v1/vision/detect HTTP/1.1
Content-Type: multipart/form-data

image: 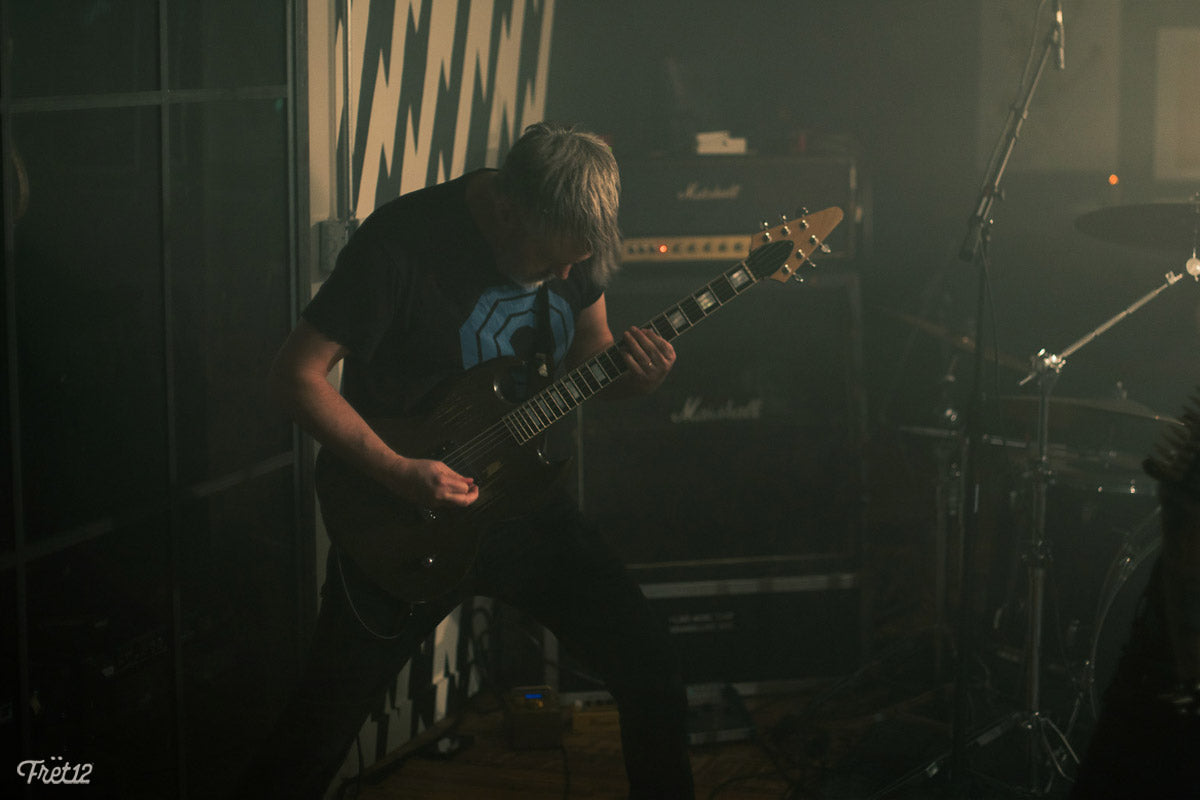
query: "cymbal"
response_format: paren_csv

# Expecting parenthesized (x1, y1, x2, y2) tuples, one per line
(878, 307, 1028, 372)
(1074, 196, 1200, 251)
(999, 394, 1181, 425)
(898, 423, 1149, 492)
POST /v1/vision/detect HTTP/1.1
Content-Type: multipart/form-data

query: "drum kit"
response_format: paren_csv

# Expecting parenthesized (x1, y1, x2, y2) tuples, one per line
(893, 193, 1200, 786)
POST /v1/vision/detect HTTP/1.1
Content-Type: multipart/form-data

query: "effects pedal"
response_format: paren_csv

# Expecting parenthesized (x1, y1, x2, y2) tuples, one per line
(504, 685, 564, 750)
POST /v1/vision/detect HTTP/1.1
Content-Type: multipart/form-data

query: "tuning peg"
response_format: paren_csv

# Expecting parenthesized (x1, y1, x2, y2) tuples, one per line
(760, 220, 772, 241)
(819, 243, 832, 254)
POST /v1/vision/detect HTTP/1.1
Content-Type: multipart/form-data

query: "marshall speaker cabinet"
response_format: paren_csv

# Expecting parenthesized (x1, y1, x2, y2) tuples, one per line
(504, 157, 871, 696)
(569, 264, 869, 691)
(549, 156, 870, 692)
(617, 154, 867, 265)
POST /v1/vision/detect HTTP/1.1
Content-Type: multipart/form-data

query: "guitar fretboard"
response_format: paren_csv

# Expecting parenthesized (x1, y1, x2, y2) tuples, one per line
(502, 244, 791, 445)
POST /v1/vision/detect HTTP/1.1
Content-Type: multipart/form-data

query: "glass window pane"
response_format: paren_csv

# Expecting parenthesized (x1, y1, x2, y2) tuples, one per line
(1, 322, 12, 552)
(7, 1, 159, 98)
(170, 99, 293, 484)
(168, 1, 288, 90)
(178, 471, 298, 796)
(25, 519, 176, 795)
(0, 575, 16, 757)
(13, 107, 167, 539)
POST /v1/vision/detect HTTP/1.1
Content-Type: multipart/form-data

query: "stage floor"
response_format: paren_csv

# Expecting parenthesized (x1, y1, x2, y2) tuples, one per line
(348, 676, 1081, 800)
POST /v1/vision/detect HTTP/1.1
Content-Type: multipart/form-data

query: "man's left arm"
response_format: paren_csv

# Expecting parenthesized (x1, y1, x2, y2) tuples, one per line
(565, 293, 675, 399)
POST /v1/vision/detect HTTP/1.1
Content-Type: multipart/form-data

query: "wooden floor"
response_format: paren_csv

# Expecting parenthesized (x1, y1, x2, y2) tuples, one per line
(350, 693, 802, 800)
(338, 680, 1062, 800)
(339, 656, 1091, 800)
(353, 694, 791, 799)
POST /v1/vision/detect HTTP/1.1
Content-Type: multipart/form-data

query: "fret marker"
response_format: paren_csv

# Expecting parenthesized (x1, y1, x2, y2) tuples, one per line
(730, 268, 750, 288)
(668, 309, 687, 330)
(695, 290, 717, 311)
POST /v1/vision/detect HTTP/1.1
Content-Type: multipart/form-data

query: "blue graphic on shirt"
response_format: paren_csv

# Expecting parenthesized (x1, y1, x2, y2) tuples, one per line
(459, 285, 573, 369)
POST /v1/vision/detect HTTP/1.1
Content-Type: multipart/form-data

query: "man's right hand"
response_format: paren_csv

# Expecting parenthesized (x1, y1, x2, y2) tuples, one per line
(386, 456, 479, 509)
(269, 319, 481, 511)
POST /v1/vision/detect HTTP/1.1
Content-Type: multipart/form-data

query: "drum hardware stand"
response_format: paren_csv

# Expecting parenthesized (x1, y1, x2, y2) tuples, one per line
(999, 267, 1196, 793)
(933, 420, 967, 682)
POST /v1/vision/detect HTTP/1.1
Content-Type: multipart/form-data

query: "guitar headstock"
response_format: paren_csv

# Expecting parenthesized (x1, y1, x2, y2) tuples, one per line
(745, 206, 845, 283)
(1145, 391, 1200, 498)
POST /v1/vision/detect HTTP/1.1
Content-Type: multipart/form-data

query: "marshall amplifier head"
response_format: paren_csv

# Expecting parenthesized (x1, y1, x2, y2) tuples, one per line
(617, 155, 866, 263)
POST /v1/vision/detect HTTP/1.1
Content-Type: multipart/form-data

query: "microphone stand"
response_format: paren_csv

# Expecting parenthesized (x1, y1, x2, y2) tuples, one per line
(950, 16, 1062, 797)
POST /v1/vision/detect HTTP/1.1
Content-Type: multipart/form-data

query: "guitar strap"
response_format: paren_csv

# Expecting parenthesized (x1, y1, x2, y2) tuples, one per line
(530, 283, 554, 389)
(530, 282, 572, 461)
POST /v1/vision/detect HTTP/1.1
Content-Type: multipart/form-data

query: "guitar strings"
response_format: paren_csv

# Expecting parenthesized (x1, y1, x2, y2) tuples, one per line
(439, 359, 619, 476)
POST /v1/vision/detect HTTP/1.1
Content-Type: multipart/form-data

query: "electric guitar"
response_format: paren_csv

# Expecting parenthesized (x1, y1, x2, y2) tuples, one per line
(315, 207, 844, 602)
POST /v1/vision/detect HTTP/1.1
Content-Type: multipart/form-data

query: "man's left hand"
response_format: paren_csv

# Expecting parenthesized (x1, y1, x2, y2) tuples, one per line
(620, 326, 675, 393)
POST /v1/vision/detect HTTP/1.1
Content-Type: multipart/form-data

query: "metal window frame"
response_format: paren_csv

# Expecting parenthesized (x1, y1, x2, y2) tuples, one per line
(0, 2, 311, 795)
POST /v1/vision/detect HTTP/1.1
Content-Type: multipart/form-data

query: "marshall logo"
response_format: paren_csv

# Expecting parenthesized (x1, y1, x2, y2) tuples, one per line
(676, 182, 742, 201)
(670, 396, 764, 424)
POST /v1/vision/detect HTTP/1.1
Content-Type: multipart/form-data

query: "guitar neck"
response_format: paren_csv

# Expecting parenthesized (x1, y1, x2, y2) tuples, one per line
(502, 255, 771, 445)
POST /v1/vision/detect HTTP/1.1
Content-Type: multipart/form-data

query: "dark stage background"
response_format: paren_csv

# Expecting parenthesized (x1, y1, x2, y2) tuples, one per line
(546, 0, 1199, 666)
(4, 1, 1199, 797)
(547, 0, 1197, 422)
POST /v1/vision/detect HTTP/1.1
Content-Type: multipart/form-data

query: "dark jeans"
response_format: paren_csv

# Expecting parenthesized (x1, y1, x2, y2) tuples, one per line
(236, 494, 694, 799)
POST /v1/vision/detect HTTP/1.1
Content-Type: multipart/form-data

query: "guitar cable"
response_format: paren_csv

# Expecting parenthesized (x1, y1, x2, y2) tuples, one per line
(336, 548, 406, 640)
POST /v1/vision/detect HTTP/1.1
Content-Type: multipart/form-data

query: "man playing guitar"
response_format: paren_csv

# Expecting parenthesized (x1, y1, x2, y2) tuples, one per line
(238, 123, 694, 799)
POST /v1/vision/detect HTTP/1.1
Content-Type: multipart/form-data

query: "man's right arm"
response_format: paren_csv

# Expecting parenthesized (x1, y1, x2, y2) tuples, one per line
(267, 318, 479, 508)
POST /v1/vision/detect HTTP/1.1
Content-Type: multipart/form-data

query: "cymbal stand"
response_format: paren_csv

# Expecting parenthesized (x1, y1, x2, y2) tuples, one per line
(1018, 271, 1191, 384)
(1012, 351, 1059, 793)
(1010, 268, 1192, 792)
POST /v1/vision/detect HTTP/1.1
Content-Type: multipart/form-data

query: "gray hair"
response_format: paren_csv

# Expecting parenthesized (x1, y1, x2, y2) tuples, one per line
(495, 122, 622, 286)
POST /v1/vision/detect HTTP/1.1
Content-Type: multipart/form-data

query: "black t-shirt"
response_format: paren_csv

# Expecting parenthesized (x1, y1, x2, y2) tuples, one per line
(303, 170, 604, 419)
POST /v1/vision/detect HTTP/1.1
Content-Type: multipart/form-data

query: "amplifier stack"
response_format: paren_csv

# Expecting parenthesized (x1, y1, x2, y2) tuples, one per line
(560, 155, 872, 692)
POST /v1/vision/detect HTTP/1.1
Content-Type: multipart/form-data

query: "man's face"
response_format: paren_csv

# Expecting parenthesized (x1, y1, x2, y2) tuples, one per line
(501, 222, 592, 286)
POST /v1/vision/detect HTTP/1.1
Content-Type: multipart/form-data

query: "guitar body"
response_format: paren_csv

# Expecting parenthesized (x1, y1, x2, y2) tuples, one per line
(315, 357, 566, 602)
